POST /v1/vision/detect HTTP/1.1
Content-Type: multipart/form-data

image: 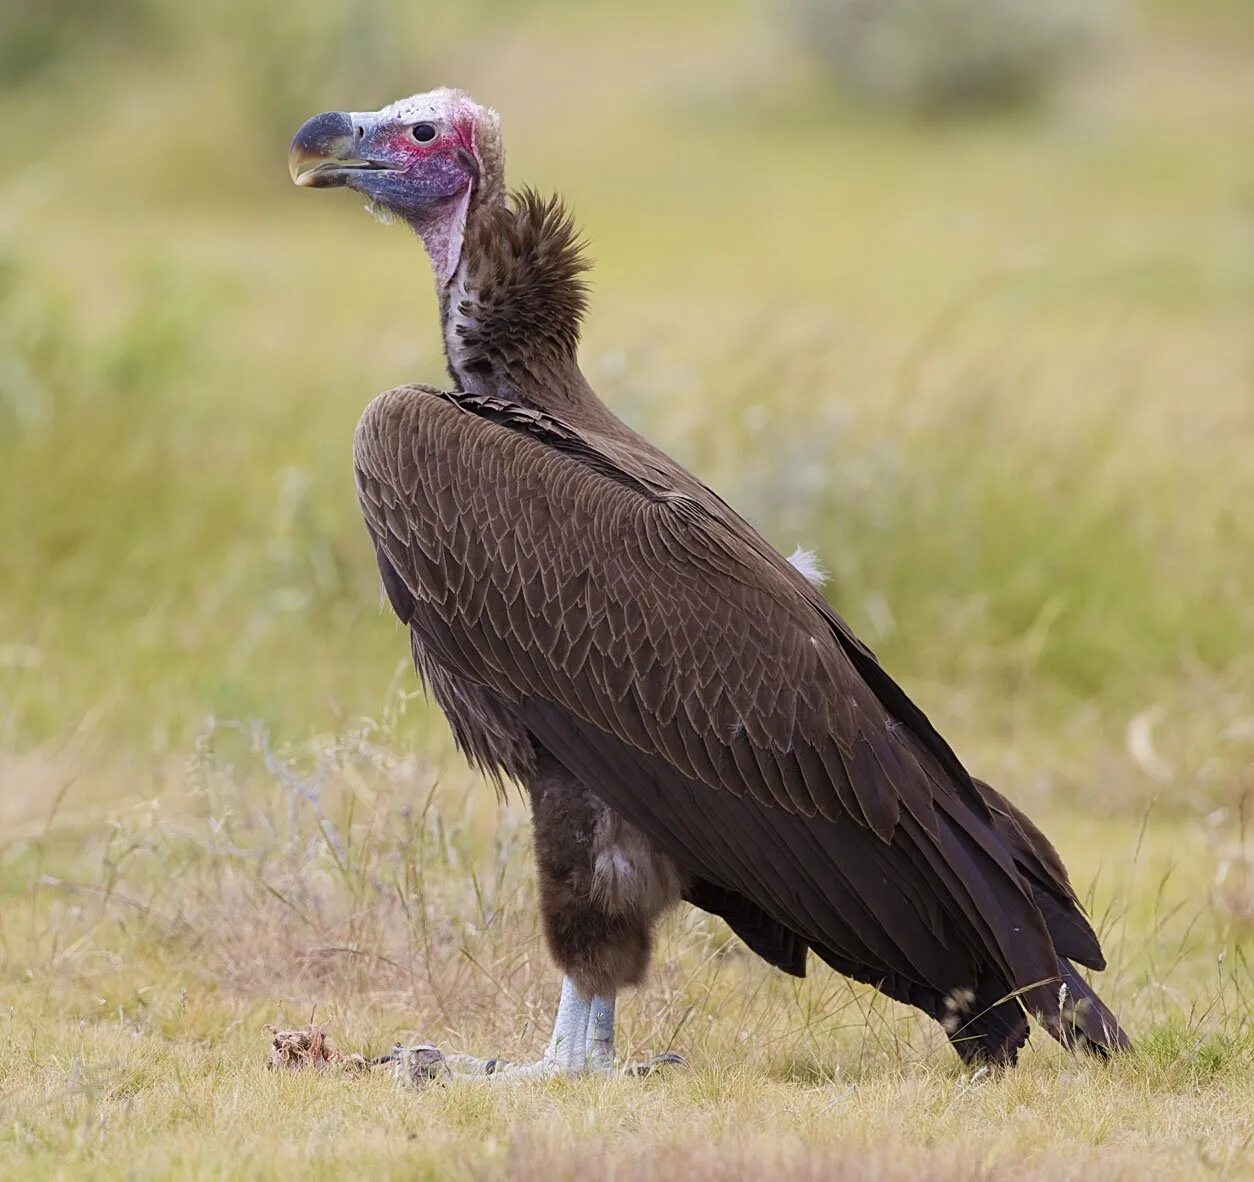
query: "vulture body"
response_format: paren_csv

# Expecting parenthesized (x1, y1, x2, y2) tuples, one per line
(290, 89, 1129, 1072)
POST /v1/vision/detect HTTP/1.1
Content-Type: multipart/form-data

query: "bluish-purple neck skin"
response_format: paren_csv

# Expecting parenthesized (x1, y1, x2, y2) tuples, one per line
(289, 104, 483, 287)
(361, 127, 480, 294)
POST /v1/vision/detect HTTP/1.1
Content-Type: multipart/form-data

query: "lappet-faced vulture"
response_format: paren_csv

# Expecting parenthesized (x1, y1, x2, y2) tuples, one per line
(289, 89, 1129, 1075)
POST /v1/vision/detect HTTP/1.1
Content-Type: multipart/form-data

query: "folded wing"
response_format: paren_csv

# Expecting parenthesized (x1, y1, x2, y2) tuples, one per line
(355, 384, 1079, 1032)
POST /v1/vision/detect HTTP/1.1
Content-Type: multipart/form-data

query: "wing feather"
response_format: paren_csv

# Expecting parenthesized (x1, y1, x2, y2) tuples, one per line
(355, 385, 1070, 1019)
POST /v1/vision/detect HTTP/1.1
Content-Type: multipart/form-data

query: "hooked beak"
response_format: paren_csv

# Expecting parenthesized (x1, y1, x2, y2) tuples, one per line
(288, 110, 402, 188)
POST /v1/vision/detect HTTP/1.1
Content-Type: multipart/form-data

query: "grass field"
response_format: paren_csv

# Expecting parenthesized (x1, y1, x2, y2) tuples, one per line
(1, 1, 1253, 1177)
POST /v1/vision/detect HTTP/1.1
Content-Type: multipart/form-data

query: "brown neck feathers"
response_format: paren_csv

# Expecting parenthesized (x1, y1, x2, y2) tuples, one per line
(441, 190, 597, 416)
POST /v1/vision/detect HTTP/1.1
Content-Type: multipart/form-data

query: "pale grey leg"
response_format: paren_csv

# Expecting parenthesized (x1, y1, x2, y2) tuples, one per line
(392, 977, 680, 1085)
(439, 975, 593, 1079)
(587, 992, 616, 1071)
(536, 975, 592, 1073)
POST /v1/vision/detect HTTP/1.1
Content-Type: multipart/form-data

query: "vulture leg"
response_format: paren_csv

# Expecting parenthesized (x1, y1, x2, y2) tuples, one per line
(587, 992, 616, 1070)
(420, 977, 591, 1078)
(409, 751, 688, 1080)
(467, 976, 595, 1077)
(523, 752, 688, 1074)
(434, 979, 678, 1079)
(527, 750, 684, 1001)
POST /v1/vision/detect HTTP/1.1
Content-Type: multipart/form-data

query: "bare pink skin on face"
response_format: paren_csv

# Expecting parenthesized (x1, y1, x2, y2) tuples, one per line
(369, 101, 486, 286)
(290, 88, 501, 286)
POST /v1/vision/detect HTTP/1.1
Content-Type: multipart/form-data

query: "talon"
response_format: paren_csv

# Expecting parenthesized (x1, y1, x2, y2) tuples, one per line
(369, 1042, 403, 1067)
(623, 1051, 686, 1077)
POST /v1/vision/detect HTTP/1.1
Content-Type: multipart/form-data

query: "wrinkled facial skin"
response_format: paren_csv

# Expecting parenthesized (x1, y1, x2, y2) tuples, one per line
(289, 106, 478, 220)
(290, 91, 488, 286)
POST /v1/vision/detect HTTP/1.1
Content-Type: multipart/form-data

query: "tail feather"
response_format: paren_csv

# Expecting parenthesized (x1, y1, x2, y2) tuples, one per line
(943, 958, 1131, 1065)
(975, 779, 1106, 968)
(1052, 958, 1132, 1056)
(967, 779, 1132, 1058)
(973, 776, 1130, 1055)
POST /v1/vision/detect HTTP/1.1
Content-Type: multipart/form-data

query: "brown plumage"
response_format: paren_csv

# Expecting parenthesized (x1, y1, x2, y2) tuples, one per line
(292, 88, 1129, 1069)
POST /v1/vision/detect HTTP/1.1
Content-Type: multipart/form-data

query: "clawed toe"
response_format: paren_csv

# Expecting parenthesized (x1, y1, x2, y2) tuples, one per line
(622, 1051, 686, 1077)
(377, 1041, 685, 1086)
(381, 979, 685, 1087)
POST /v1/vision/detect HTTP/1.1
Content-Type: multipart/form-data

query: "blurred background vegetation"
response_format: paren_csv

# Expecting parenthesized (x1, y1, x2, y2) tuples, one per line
(0, 0, 1251, 813)
(1, 5, 1253, 1174)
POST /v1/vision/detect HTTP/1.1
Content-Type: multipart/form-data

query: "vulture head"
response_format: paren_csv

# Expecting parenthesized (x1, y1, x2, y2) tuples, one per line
(289, 88, 504, 285)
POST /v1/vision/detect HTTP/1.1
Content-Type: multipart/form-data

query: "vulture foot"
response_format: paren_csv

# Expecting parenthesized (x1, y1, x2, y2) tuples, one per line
(477, 1049, 686, 1080)
(621, 1051, 687, 1077)
(387, 978, 686, 1084)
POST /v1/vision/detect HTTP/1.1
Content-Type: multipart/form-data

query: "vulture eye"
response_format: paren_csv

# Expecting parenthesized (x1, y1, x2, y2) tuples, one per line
(411, 122, 438, 143)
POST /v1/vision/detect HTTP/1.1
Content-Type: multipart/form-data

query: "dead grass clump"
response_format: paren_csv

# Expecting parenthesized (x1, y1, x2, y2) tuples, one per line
(264, 1021, 367, 1075)
(171, 718, 544, 1030)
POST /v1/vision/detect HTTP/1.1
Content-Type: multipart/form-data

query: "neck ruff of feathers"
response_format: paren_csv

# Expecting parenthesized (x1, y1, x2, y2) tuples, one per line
(440, 189, 591, 406)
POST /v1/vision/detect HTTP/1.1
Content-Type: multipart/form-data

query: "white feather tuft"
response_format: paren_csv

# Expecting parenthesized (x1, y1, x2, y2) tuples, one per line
(787, 545, 828, 587)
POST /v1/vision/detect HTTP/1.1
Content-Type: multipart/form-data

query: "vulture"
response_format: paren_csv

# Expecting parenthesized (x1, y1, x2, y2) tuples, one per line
(289, 88, 1129, 1075)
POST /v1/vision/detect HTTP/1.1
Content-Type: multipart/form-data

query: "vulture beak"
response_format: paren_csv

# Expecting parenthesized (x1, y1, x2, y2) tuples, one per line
(288, 110, 402, 188)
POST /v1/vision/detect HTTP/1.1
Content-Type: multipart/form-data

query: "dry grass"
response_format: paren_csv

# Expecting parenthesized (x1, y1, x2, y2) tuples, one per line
(1, 0, 1253, 1177)
(2, 730, 1252, 1179)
